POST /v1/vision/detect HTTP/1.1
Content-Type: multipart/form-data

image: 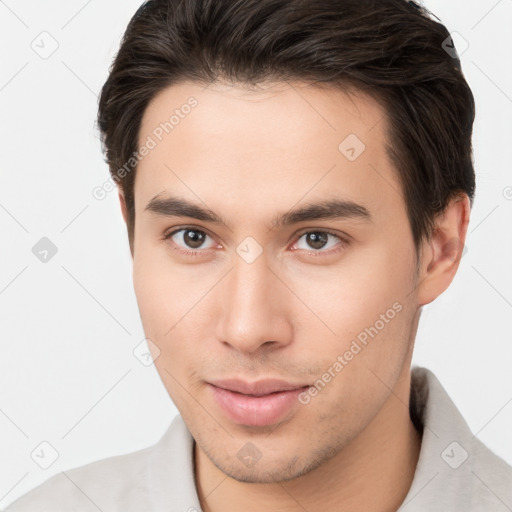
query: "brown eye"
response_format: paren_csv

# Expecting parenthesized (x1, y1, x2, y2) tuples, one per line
(304, 232, 329, 250)
(165, 228, 216, 253)
(182, 229, 206, 249)
(294, 231, 346, 253)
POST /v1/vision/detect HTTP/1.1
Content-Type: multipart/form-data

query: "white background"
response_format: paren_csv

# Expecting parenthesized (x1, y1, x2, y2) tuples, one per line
(1, 0, 511, 507)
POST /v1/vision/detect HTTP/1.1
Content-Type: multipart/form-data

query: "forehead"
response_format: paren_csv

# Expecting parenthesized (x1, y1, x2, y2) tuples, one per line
(134, 80, 404, 226)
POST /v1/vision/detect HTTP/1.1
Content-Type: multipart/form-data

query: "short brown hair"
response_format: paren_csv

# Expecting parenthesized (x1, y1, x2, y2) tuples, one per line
(97, 0, 476, 255)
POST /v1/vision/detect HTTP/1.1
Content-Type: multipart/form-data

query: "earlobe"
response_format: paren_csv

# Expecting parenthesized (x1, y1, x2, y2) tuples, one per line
(416, 194, 471, 306)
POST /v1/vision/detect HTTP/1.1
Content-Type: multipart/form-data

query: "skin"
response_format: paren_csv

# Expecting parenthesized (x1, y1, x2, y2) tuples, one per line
(118, 79, 470, 511)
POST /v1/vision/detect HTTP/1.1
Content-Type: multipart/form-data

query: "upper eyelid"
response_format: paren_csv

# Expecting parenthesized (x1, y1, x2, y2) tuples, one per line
(293, 228, 350, 246)
(165, 225, 215, 239)
(295, 227, 345, 238)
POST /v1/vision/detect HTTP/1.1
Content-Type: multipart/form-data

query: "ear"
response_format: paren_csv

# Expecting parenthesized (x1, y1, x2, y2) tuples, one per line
(118, 189, 135, 258)
(118, 189, 128, 225)
(416, 194, 471, 306)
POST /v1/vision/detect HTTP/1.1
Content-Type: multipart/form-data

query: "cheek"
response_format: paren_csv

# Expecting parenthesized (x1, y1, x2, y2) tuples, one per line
(132, 243, 212, 371)
(132, 239, 189, 328)
(283, 240, 416, 401)
(287, 242, 414, 337)
(133, 255, 204, 405)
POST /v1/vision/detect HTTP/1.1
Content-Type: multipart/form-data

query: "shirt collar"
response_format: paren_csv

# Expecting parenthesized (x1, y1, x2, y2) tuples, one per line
(400, 366, 512, 510)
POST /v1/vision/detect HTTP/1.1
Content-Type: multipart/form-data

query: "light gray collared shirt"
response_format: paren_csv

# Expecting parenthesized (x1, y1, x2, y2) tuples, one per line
(4, 366, 512, 511)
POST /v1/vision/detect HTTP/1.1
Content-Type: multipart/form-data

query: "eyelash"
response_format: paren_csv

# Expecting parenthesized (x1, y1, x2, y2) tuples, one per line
(162, 226, 350, 258)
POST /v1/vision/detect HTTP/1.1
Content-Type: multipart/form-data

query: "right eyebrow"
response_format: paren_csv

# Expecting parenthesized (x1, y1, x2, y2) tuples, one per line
(145, 195, 231, 226)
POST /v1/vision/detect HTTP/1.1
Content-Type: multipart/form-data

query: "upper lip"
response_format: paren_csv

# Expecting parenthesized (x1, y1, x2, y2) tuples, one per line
(209, 378, 309, 396)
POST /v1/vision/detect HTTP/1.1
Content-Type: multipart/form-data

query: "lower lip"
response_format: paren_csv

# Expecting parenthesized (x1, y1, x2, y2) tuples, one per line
(208, 384, 308, 427)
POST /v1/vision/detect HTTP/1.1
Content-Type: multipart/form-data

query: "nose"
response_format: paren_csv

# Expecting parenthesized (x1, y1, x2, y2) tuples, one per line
(215, 251, 294, 354)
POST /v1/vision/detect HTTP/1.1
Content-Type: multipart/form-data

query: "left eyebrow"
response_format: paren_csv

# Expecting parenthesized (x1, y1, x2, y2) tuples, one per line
(144, 194, 373, 230)
(269, 198, 373, 229)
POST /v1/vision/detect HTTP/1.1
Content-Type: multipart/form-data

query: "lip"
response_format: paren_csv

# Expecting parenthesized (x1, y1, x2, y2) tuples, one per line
(207, 378, 309, 427)
(210, 378, 309, 396)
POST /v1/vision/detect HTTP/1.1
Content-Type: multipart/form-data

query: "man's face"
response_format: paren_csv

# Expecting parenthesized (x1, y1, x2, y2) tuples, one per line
(131, 80, 422, 483)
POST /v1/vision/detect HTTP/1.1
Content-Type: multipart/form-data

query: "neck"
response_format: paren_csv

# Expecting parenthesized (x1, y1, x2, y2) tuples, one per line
(194, 365, 422, 512)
